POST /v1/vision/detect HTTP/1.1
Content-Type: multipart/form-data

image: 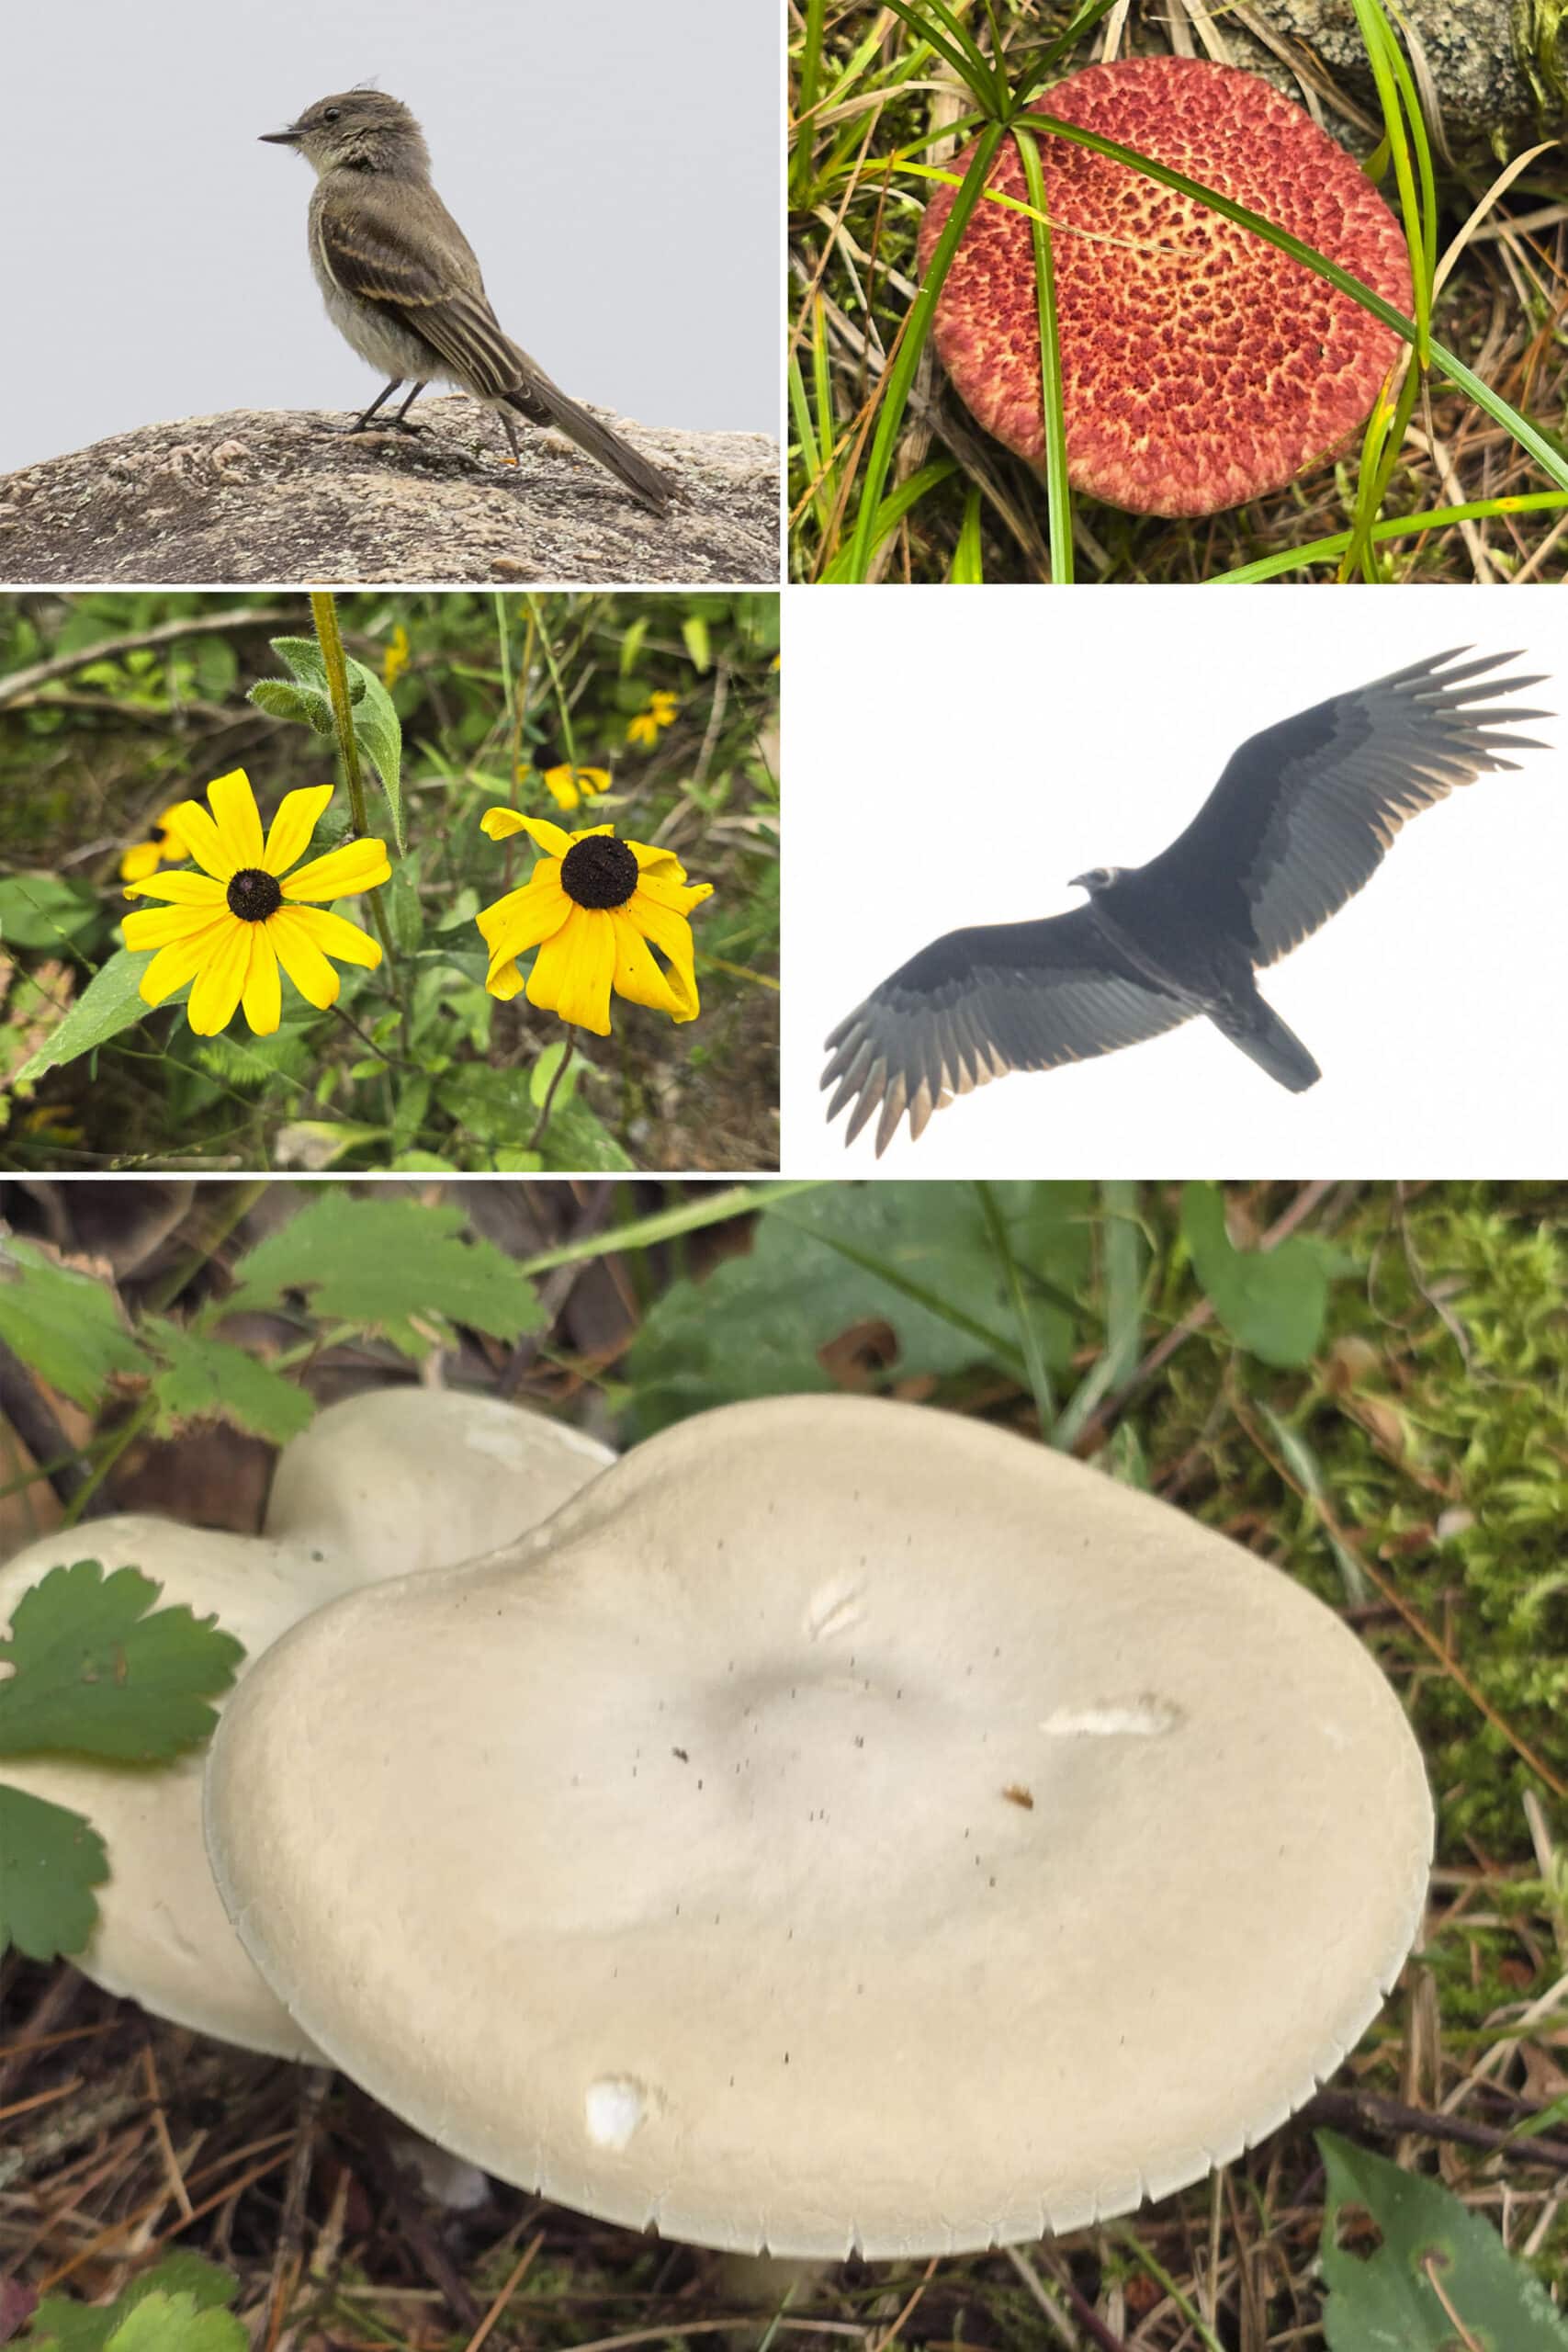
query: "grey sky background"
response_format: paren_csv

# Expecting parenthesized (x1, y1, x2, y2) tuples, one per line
(1, 0, 779, 475)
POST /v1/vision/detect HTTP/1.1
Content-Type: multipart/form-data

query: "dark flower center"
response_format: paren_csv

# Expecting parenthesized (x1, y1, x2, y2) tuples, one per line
(226, 866, 284, 924)
(560, 836, 637, 911)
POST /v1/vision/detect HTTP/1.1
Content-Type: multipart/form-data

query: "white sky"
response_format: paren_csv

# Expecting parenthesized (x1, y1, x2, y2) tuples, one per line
(782, 585, 1567, 1178)
(0, 0, 779, 473)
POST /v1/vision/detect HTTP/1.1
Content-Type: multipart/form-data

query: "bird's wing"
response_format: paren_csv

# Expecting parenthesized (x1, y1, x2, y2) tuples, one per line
(1135, 649, 1551, 970)
(822, 909, 1192, 1155)
(315, 185, 525, 399)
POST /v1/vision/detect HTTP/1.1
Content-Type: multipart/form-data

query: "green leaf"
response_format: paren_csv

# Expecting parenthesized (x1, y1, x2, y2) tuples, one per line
(0, 1784, 107, 1962)
(8, 950, 158, 1089)
(265, 637, 404, 851)
(1180, 1182, 1335, 1368)
(102, 2295, 245, 2352)
(682, 615, 712, 673)
(535, 1100, 636, 1172)
(248, 677, 335, 735)
(225, 1192, 541, 1352)
(0, 1560, 243, 1762)
(528, 1038, 582, 1111)
(1318, 2130, 1568, 2351)
(387, 864, 423, 952)
(626, 1182, 1089, 1432)
(144, 1325, 315, 1444)
(23, 2256, 238, 2351)
(0, 875, 98, 953)
(0, 1240, 145, 1409)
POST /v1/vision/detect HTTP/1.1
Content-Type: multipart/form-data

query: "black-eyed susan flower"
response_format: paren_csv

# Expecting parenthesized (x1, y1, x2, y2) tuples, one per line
(540, 763, 612, 814)
(626, 691, 678, 750)
(476, 809, 710, 1035)
(119, 804, 189, 885)
(382, 624, 412, 689)
(121, 770, 390, 1038)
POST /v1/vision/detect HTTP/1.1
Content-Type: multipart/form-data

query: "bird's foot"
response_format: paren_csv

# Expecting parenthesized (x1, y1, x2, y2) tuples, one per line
(338, 417, 424, 438)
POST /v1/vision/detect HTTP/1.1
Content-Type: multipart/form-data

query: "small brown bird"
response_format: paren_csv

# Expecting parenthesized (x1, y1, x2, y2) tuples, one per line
(261, 88, 672, 512)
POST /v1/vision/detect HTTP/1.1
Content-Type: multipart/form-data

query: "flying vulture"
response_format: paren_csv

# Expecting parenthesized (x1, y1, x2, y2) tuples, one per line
(822, 648, 1550, 1156)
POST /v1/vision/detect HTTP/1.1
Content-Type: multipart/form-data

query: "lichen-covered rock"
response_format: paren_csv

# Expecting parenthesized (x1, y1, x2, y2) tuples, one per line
(0, 400, 779, 585)
(1236, 0, 1560, 160)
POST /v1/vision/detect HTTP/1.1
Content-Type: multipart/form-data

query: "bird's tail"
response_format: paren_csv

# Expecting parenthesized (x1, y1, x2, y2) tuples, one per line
(1214, 995, 1321, 1093)
(502, 378, 673, 513)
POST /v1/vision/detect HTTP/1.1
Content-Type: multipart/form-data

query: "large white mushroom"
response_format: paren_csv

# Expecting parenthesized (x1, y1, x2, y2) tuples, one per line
(205, 1395, 1433, 2255)
(0, 1386, 615, 2053)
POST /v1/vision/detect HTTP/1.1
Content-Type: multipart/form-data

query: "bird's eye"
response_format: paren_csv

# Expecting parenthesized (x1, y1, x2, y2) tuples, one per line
(322, 107, 341, 123)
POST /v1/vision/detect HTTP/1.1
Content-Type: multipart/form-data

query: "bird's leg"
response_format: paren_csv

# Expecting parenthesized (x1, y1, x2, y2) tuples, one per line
(340, 379, 425, 437)
(389, 380, 428, 434)
(498, 410, 523, 468)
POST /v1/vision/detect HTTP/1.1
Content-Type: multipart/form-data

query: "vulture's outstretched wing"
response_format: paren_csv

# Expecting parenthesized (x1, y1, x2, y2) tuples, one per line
(822, 910, 1190, 1155)
(1135, 648, 1551, 968)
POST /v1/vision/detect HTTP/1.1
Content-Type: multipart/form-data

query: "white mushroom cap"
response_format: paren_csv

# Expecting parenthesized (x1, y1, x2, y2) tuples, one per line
(0, 1388, 615, 2055)
(204, 1396, 1433, 2256)
(265, 1385, 615, 1577)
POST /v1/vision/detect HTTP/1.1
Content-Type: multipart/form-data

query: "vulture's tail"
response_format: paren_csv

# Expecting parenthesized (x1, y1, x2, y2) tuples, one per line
(1215, 995, 1321, 1093)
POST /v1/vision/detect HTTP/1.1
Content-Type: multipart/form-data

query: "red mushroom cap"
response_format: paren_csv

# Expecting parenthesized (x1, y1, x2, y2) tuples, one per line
(917, 55, 1412, 517)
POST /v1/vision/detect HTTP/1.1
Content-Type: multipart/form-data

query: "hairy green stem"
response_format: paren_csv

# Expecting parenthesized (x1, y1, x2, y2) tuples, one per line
(308, 593, 400, 993)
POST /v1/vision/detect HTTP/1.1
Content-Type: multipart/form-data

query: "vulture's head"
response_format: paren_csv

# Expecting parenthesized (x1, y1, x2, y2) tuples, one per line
(1070, 865, 1125, 896)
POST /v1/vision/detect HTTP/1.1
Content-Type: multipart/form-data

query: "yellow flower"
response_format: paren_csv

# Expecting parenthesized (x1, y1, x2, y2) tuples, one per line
(119, 804, 189, 885)
(382, 624, 412, 690)
(540, 763, 611, 814)
(626, 692, 678, 750)
(476, 809, 711, 1036)
(121, 770, 390, 1038)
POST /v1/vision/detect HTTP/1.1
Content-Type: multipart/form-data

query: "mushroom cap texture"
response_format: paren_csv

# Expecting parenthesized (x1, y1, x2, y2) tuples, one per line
(0, 1389, 615, 2055)
(917, 56, 1412, 516)
(205, 1395, 1433, 2258)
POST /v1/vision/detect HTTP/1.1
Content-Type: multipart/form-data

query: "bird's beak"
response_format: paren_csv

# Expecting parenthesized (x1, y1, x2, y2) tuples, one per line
(1068, 872, 1093, 892)
(259, 124, 303, 146)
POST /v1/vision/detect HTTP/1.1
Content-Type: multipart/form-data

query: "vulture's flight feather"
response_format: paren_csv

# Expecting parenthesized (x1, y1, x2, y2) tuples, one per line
(823, 649, 1550, 1156)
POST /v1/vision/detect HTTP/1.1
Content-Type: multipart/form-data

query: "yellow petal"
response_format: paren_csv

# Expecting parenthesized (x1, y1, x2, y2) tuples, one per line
(627, 891, 703, 1020)
(485, 956, 528, 1001)
(269, 909, 342, 1012)
(543, 771, 581, 812)
(168, 797, 234, 882)
(628, 839, 686, 880)
(609, 910, 684, 1021)
(186, 918, 254, 1035)
(526, 906, 615, 1035)
(567, 823, 616, 844)
(265, 785, 335, 876)
(242, 926, 282, 1036)
(207, 771, 266, 871)
(477, 880, 570, 962)
(577, 768, 611, 795)
(119, 841, 163, 883)
(635, 871, 714, 919)
(123, 903, 226, 952)
(137, 921, 231, 1003)
(481, 808, 573, 857)
(475, 868, 564, 949)
(123, 871, 227, 907)
(280, 837, 392, 902)
(283, 904, 383, 968)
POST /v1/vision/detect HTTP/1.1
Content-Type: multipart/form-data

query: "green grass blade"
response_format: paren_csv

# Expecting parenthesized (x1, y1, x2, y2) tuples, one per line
(1206, 491, 1568, 580)
(1012, 119, 1074, 582)
(950, 484, 986, 579)
(842, 123, 1007, 581)
(882, 0, 1005, 110)
(1015, 0, 1123, 96)
(975, 1182, 1057, 1436)
(823, 458, 959, 581)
